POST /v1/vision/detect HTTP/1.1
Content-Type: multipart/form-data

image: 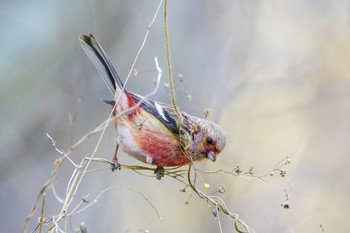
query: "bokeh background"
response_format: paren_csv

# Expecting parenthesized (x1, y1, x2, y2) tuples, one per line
(1, 1, 349, 232)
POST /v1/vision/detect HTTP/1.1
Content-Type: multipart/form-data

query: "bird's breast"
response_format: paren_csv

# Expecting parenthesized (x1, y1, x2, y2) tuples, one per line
(116, 110, 191, 166)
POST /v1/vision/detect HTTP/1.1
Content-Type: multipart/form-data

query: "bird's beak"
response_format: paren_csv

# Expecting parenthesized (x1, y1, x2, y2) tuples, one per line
(207, 151, 217, 162)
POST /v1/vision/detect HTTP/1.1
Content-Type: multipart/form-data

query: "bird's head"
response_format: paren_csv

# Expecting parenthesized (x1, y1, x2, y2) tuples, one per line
(190, 118, 226, 162)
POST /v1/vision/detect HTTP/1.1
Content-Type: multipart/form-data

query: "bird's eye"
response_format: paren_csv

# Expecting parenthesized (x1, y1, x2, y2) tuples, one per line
(207, 137, 213, 144)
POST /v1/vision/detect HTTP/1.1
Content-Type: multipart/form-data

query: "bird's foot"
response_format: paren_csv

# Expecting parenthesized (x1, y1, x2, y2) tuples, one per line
(111, 144, 120, 172)
(111, 160, 121, 172)
(154, 166, 165, 180)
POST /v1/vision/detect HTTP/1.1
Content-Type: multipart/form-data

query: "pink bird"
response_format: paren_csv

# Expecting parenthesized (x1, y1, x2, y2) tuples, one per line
(80, 33, 226, 178)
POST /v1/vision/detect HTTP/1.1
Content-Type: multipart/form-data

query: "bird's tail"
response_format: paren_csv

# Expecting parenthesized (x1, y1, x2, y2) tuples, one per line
(79, 33, 124, 96)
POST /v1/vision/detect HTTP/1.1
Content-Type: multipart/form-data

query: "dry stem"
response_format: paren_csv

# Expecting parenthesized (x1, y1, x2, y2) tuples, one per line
(22, 1, 291, 233)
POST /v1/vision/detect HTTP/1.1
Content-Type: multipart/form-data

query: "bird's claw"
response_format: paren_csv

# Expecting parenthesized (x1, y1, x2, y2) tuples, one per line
(154, 166, 165, 180)
(111, 160, 121, 171)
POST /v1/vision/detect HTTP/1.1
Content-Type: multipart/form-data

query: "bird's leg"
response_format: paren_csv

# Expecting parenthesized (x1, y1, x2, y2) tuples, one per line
(154, 166, 165, 180)
(111, 144, 121, 171)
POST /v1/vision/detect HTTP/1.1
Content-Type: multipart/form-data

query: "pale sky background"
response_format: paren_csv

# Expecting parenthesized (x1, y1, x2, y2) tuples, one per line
(1, 1, 349, 233)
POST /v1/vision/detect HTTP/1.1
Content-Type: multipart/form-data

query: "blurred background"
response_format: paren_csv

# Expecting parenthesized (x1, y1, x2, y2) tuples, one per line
(1, 1, 349, 232)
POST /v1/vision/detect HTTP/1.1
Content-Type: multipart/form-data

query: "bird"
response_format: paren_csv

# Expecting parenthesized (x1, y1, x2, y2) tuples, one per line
(79, 33, 226, 178)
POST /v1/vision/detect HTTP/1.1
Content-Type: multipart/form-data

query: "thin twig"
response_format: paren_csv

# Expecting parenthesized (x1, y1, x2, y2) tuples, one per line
(39, 193, 46, 233)
(70, 118, 113, 151)
(121, 0, 164, 96)
(122, 186, 163, 220)
(46, 31, 165, 233)
(214, 204, 223, 233)
(204, 156, 291, 180)
(164, 0, 179, 116)
(117, 57, 162, 119)
(69, 186, 113, 216)
(51, 182, 64, 204)
(22, 157, 63, 233)
(22, 1, 277, 232)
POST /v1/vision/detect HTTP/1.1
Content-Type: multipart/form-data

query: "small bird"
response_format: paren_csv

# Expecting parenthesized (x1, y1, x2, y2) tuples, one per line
(79, 33, 226, 178)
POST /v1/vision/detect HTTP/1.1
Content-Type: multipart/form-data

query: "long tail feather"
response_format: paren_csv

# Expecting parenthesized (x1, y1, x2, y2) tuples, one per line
(79, 33, 124, 95)
(80, 33, 181, 137)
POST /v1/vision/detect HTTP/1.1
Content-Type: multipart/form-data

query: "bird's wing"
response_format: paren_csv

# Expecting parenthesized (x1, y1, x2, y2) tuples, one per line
(129, 93, 184, 136)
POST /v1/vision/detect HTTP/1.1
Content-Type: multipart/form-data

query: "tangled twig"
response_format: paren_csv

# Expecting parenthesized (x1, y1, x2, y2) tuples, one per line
(22, 1, 292, 233)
